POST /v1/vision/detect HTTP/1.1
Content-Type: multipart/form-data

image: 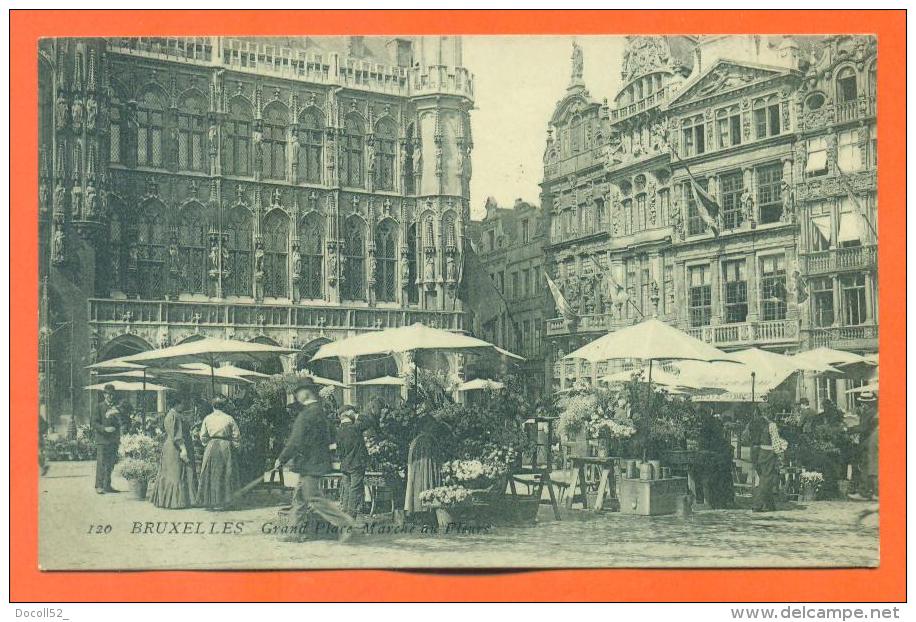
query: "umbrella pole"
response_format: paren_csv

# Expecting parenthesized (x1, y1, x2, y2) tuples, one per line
(751, 371, 756, 403)
(141, 369, 147, 428)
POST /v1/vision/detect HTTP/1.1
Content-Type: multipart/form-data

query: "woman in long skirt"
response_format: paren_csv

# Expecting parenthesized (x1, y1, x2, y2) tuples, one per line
(197, 397, 241, 509)
(404, 413, 446, 514)
(151, 392, 198, 509)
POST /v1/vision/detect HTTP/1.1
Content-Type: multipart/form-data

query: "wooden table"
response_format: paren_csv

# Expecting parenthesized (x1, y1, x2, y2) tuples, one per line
(507, 466, 561, 520)
(565, 456, 618, 511)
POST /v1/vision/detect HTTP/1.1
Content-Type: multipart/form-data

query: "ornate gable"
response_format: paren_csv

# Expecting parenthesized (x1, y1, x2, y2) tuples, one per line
(667, 60, 789, 109)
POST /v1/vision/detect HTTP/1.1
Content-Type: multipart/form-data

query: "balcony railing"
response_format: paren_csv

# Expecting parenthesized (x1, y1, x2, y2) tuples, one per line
(802, 245, 877, 276)
(807, 324, 878, 350)
(686, 319, 799, 347)
(610, 86, 671, 122)
(88, 298, 465, 333)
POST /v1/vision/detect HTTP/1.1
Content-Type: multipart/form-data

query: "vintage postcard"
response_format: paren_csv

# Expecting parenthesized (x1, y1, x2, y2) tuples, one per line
(35, 30, 882, 572)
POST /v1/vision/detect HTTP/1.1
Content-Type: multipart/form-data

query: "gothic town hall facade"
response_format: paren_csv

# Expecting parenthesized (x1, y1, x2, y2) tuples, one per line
(39, 36, 474, 419)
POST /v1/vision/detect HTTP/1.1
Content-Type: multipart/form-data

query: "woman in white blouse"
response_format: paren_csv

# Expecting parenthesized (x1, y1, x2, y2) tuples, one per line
(196, 397, 241, 509)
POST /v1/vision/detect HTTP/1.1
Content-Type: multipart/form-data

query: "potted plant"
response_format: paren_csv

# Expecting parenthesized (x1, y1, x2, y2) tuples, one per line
(419, 484, 474, 528)
(115, 457, 159, 500)
(116, 432, 160, 500)
(799, 470, 824, 502)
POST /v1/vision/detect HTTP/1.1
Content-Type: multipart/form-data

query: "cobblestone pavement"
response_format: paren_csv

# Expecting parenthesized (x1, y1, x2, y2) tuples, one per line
(39, 461, 879, 570)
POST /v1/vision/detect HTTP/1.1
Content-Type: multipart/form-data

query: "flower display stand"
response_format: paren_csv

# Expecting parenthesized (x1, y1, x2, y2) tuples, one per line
(618, 476, 688, 516)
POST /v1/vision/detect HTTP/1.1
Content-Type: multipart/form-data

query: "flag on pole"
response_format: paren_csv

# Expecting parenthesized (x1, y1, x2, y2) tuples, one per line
(687, 175, 721, 237)
(545, 272, 577, 322)
(456, 240, 509, 326)
(836, 163, 877, 241)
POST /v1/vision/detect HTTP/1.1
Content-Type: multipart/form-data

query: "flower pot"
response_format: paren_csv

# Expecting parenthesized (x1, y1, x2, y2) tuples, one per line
(130, 479, 149, 500)
(799, 486, 817, 502)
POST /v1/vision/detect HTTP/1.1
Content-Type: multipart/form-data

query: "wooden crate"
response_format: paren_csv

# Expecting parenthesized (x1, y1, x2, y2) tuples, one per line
(618, 477, 688, 516)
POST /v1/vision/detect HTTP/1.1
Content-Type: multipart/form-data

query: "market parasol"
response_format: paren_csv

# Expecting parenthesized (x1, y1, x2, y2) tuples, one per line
(456, 378, 506, 392)
(85, 380, 171, 392)
(352, 375, 405, 386)
(791, 347, 869, 370)
(118, 337, 297, 393)
(600, 366, 717, 393)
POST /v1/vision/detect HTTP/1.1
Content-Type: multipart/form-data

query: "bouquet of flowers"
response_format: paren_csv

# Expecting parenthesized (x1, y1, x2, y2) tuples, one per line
(800, 470, 824, 489)
(115, 457, 159, 483)
(586, 418, 637, 441)
(418, 484, 472, 508)
(117, 432, 159, 461)
(441, 458, 507, 490)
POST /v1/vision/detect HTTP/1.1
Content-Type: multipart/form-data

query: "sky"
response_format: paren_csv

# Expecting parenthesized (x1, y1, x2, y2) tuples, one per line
(463, 36, 628, 218)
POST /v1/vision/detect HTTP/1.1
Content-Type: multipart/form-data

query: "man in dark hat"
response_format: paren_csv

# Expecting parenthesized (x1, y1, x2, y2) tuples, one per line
(336, 404, 369, 517)
(275, 378, 332, 531)
(92, 384, 121, 494)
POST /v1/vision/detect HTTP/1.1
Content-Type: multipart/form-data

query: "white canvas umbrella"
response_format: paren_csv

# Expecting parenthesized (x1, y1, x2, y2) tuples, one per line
(87, 358, 146, 371)
(85, 380, 171, 392)
(119, 337, 296, 393)
(456, 378, 506, 392)
(600, 367, 714, 392)
(311, 375, 347, 388)
(846, 380, 879, 394)
(352, 375, 405, 386)
(792, 346, 868, 369)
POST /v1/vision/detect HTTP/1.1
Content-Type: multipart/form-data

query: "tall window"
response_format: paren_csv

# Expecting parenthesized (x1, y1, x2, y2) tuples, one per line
(298, 108, 323, 184)
(681, 115, 705, 157)
(634, 194, 647, 232)
(225, 207, 252, 296)
(406, 223, 418, 304)
(760, 254, 787, 321)
(262, 211, 289, 298)
(261, 104, 287, 181)
(340, 115, 364, 188)
(684, 179, 709, 236)
(867, 124, 877, 168)
(223, 99, 252, 176)
(298, 214, 323, 299)
(841, 274, 867, 325)
(811, 276, 834, 327)
(722, 259, 748, 324)
(137, 203, 168, 299)
(569, 115, 584, 154)
(720, 171, 744, 230)
(756, 163, 783, 224)
(374, 220, 397, 302)
(442, 213, 457, 248)
(137, 90, 165, 167)
(837, 129, 862, 173)
(716, 106, 741, 148)
(687, 265, 712, 327)
(404, 124, 416, 194)
(179, 205, 208, 294)
(109, 95, 123, 163)
(805, 136, 828, 177)
(594, 199, 606, 229)
(374, 119, 396, 191)
(342, 217, 366, 300)
(868, 63, 877, 99)
(177, 96, 208, 172)
(836, 66, 858, 103)
(753, 96, 781, 139)
(811, 212, 832, 251)
(521, 218, 530, 244)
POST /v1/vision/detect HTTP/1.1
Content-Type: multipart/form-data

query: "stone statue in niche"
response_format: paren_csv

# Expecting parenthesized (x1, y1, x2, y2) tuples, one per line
(423, 254, 436, 283)
(221, 240, 231, 279)
(51, 227, 65, 265)
(208, 238, 220, 276)
(254, 241, 265, 279)
(740, 187, 756, 228)
(127, 241, 139, 272)
(85, 97, 98, 131)
(168, 239, 180, 275)
(445, 254, 457, 282)
(84, 182, 97, 219)
(780, 179, 795, 223)
(55, 92, 68, 128)
(291, 245, 302, 278)
(327, 244, 338, 285)
(39, 181, 50, 214)
(71, 97, 84, 130)
(70, 185, 82, 218)
(412, 141, 422, 176)
(208, 123, 219, 156)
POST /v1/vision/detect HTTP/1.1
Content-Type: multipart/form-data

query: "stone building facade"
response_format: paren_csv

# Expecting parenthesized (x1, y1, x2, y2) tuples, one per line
(467, 197, 549, 394)
(38, 36, 475, 420)
(541, 35, 877, 408)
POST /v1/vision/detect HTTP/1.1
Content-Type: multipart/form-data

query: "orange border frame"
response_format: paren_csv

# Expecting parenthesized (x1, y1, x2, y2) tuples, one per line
(10, 10, 906, 602)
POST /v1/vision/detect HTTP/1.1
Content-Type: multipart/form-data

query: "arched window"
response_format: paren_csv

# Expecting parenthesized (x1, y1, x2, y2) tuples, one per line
(223, 98, 252, 176)
(263, 211, 289, 298)
(298, 108, 323, 184)
(570, 114, 582, 154)
(340, 115, 364, 188)
(404, 123, 416, 194)
(179, 204, 208, 295)
(406, 222, 418, 303)
(634, 194, 647, 232)
(107, 214, 126, 293)
(177, 94, 208, 172)
(137, 89, 165, 167)
(837, 66, 858, 103)
(225, 207, 252, 296)
(261, 104, 287, 181)
(374, 118, 397, 191)
(109, 94, 123, 163)
(298, 214, 323, 300)
(342, 217, 366, 300)
(422, 214, 435, 250)
(137, 201, 168, 299)
(374, 220, 397, 302)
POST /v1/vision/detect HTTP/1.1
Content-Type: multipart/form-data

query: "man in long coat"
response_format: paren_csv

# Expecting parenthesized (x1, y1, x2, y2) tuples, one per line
(743, 408, 779, 512)
(275, 379, 332, 531)
(92, 385, 121, 494)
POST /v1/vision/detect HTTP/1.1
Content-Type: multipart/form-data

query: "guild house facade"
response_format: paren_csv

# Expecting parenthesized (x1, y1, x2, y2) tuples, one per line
(540, 35, 877, 408)
(38, 36, 476, 421)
